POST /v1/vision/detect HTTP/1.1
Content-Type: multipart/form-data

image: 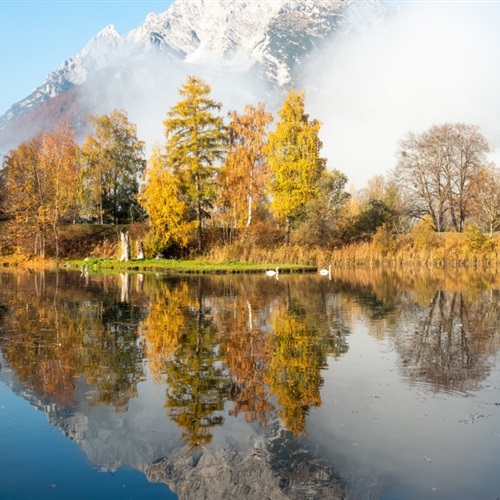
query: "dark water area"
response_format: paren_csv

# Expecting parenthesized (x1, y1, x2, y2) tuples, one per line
(1, 268, 500, 499)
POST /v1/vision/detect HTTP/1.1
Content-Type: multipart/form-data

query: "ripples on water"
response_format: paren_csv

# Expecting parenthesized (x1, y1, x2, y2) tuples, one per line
(1, 269, 500, 499)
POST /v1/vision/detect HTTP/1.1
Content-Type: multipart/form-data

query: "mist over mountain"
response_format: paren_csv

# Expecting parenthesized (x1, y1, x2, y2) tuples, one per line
(1, 0, 499, 189)
(0, 0, 359, 135)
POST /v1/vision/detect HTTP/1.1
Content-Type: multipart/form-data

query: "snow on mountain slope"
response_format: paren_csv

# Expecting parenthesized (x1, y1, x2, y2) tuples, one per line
(0, 0, 358, 130)
(0, 25, 126, 129)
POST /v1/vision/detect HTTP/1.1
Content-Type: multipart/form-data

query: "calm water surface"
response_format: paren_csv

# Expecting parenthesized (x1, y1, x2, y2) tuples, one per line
(1, 268, 500, 499)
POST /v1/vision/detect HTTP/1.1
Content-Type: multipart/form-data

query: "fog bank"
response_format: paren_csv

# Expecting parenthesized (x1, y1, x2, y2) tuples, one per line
(81, 1, 500, 190)
(302, 1, 500, 189)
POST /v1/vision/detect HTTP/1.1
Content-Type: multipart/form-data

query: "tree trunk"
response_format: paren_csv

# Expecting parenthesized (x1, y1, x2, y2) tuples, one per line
(246, 194, 252, 227)
(119, 230, 130, 262)
(197, 199, 203, 253)
(136, 240, 144, 260)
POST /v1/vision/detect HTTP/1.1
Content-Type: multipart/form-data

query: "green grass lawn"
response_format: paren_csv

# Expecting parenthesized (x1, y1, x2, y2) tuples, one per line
(64, 258, 316, 274)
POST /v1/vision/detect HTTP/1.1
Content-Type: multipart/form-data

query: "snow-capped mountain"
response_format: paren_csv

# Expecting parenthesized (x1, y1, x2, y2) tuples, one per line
(0, 24, 126, 130)
(0, 0, 383, 148)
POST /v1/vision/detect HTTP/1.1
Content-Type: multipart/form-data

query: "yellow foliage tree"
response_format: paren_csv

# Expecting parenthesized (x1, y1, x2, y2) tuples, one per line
(138, 146, 198, 254)
(266, 90, 326, 243)
(220, 103, 273, 229)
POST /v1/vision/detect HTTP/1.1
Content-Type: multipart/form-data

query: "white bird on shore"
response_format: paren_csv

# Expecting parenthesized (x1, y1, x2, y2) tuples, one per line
(319, 265, 331, 277)
(266, 267, 279, 277)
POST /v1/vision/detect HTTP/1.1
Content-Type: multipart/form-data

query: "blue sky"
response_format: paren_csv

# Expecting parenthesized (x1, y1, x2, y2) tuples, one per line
(0, 1, 173, 115)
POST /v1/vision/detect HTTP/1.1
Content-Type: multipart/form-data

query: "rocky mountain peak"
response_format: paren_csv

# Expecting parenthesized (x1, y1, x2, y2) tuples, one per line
(0, 0, 383, 149)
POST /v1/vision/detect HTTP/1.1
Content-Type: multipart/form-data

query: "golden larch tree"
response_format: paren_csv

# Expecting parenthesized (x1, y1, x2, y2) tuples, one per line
(162, 75, 227, 252)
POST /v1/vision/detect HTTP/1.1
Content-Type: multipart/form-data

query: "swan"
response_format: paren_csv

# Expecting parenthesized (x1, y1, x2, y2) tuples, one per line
(319, 265, 331, 276)
(266, 267, 279, 277)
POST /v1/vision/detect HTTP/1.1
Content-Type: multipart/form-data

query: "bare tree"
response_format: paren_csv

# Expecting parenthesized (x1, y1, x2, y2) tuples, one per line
(393, 123, 490, 232)
(477, 166, 500, 236)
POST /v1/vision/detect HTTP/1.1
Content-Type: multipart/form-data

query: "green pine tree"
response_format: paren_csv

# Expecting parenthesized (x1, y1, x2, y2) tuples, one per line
(81, 109, 146, 224)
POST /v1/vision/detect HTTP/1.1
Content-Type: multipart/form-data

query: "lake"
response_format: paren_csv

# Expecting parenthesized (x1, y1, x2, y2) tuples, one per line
(1, 268, 500, 499)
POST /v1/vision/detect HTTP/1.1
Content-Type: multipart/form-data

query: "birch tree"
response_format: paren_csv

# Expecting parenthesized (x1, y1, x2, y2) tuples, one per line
(220, 103, 273, 228)
(138, 146, 198, 254)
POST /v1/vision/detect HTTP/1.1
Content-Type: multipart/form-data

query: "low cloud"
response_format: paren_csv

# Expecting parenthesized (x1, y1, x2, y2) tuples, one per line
(80, 45, 278, 156)
(302, 1, 500, 189)
(79, 1, 500, 190)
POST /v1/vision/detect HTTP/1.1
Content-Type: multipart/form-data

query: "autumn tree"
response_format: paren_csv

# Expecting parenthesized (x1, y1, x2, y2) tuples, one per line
(341, 176, 403, 243)
(219, 103, 273, 230)
(3, 125, 80, 257)
(41, 126, 81, 256)
(394, 123, 490, 232)
(138, 146, 198, 255)
(475, 166, 500, 237)
(294, 169, 349, 247)
(164, 280, 229, 449)
(266, 90, 326, 243)
(0, 164, 6, 220)
(80, 109, 146, 224)
(162, 75, 227, 252)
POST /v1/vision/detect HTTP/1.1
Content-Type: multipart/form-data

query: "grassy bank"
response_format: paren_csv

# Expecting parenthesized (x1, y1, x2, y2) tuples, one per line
(3, 225, 500, 272)
(63, 258, 315, 274)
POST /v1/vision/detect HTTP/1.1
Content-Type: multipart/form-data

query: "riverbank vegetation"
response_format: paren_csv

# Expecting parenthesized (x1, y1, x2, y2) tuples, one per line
(1, 74, 500, 269)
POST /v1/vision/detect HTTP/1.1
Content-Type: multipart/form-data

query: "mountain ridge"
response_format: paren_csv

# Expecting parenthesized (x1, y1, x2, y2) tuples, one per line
(0, 0, 382, 152)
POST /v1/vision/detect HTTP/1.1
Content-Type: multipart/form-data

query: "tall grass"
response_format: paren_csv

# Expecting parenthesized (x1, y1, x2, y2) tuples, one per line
(207, 232, 500, 269)
(4, 221, 500, 271)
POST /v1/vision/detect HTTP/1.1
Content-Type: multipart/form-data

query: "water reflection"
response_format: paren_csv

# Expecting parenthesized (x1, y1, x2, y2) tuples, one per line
(140, 275, 349, 444)
(0, 272, 148, 410)
(0, 272, 350, 439)
(328, 268, 500, 393)
(1, 268, 500, 498)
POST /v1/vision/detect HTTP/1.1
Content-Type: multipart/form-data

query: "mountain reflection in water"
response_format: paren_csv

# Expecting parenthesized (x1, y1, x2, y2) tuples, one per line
(1, 269, 500, 499)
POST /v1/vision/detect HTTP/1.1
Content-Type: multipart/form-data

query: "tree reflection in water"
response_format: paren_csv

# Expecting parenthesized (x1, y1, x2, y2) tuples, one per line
(1, 268, 500, 448)
(329, 267, 500, 392)
(0, 271, 148, 410)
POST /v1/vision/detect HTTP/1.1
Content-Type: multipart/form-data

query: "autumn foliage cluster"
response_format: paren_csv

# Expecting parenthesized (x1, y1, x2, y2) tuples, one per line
(1, 74, 499, 263)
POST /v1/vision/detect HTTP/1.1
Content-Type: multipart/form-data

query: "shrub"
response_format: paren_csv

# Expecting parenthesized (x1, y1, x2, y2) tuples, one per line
(464, 224, 489, 252)
(411, 216, 439, 250)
